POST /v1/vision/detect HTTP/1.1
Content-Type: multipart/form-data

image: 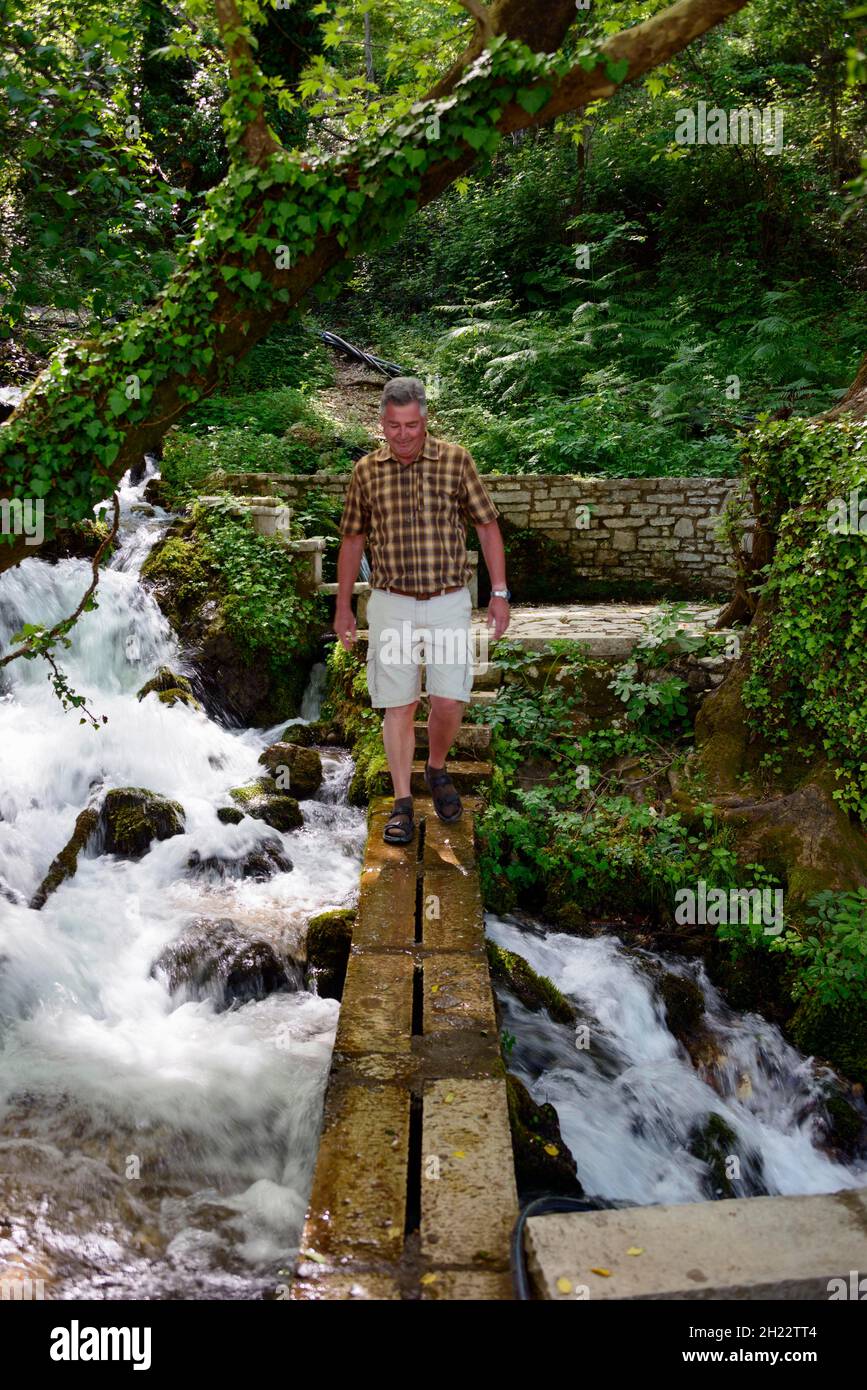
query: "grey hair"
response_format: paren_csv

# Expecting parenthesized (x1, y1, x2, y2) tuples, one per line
(379, 376, 428, 418)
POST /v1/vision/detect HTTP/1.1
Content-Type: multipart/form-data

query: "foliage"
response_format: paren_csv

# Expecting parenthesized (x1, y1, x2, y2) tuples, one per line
(740, 415, 867, 819)
(769, 887, 867, 1007)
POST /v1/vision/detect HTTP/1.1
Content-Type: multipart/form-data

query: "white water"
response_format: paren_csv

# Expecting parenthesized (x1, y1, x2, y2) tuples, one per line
(487, 915, 867, 1205)
(0, 470, 366, 1298)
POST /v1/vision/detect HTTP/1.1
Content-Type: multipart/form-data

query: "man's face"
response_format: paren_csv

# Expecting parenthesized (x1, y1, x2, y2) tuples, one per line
(382, 401, 426, 463)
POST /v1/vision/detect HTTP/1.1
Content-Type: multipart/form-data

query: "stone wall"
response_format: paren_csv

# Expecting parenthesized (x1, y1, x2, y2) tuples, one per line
(209, 470, 745, 596)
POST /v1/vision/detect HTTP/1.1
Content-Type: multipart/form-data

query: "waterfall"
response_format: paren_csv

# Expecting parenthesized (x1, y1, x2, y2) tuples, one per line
(0, 466, 366, 1298)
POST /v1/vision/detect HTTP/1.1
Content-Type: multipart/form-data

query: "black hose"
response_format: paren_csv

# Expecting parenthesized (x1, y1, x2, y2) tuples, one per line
(320, 330, 407, 378)
(511, 1194, 602, 1300)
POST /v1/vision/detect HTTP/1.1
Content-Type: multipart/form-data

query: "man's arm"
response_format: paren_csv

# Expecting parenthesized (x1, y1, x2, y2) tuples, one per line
(333, 532, 366, 648)
(474, 518, 507, 590)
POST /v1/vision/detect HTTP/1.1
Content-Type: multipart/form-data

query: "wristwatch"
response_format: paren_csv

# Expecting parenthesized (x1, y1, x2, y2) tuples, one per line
(491, 587, 511, 601)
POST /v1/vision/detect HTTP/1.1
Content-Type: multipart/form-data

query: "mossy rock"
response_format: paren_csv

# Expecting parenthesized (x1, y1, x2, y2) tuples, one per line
(788, 993, 867, 1089)
(38, 518, 114, 564)
(686, 1112, 769, 1199)
(505, 1072, 583, 1199)
(486, 940, 576, 1026)
(303, 718, 346, 747)
(186, 836, 292, 881)
(150, 916, 302, 1010)
(819, 1093, 867, 1157)
(229, 780, 303, 833)
(657, 970, 705, 1040)
(305, 907, 355, 999)
(216, 806, 245, 825)
(143, 477, 170, 508)
(347, 725, 391, 805)
(30, 806, 100, 909)
(258, 742, 323, 799)
(97, 787, 185, 860)
(279, 723, 316, 747)
(136, 666, 194, 701)
(156, 687, 201, 710)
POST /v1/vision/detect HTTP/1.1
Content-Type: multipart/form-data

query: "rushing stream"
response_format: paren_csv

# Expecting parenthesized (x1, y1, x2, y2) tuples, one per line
(0, 469, 864, 1300)
(0, 466, 366, 1298)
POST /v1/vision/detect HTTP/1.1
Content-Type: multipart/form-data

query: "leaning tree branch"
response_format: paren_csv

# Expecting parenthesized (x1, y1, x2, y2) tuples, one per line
(0, 0, 752, 574)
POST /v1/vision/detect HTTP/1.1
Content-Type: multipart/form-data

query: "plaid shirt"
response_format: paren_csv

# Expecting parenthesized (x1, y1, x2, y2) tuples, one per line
(338, 431, 500, 593)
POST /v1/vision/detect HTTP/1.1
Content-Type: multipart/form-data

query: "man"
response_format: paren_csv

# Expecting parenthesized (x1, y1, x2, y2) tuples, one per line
(333, 376, 511, 844)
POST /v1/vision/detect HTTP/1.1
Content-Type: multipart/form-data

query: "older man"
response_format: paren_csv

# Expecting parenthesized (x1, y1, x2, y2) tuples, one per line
(333, 377, 510, 844)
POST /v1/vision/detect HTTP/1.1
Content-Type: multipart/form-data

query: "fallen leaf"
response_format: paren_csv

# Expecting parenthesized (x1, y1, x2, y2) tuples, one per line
(452, 1150, 466, 1158)
(544, 1143, 559, 1156)
(556, 1277, 573, 1294)
(590, 1267, 611, 1277)
(420, 1272, 438, 1285)
(627, 1246, 644, 1256)
(444, 1091, 455, 1103)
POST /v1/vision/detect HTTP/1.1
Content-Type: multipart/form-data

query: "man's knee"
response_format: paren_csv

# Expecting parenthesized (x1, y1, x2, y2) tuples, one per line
(384, 699, 419, 719)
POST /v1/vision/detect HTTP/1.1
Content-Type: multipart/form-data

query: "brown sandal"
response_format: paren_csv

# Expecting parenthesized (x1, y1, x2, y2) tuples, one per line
(424, 762, 463, 823)
(383, 797, 415, 844)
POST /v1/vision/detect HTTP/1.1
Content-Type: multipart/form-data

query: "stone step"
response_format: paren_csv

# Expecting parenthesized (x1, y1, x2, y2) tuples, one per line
(410, 759, 492, 794)
(414, 722, 492, 758)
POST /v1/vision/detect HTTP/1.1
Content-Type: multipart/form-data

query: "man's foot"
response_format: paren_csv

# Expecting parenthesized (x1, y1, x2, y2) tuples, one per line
(383, 796, 415, 844)
(424, 761, 463, 823)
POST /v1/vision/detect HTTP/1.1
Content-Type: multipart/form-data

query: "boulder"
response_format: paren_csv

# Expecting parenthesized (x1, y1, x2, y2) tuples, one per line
(229, 778, 303, 832)
(216, 806, 244, 826)
(150, 916, 302, 1009)
(96, 787, 185, 859)
(186, 836, 292, 881)
(505, 1072, 584, 1200)
(258, 742, 323, 799)
(304, 907, 355, 998)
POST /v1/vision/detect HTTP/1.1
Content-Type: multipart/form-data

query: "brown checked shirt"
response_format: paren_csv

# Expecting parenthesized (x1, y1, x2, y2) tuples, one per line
(339, 431, 500, 593)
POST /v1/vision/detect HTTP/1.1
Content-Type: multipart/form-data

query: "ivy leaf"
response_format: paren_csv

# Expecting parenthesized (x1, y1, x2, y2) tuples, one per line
(604, 58, 629, 84)
(515, 85, 551, 116)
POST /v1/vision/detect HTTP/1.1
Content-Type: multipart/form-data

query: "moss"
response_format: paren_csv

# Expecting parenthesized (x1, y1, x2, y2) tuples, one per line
(156, 687, 201, 710)
(216, 806, 245, 825)
(486, 940, 576, 1026)
(658, 971, 705, 1039)
(505, 1073, 583, 1199)
(788, 994, 867, 1089)
(258, 742, 323, 798)
(228, 780, 303, 832)
(136, 666, 194, 700)
(688, 1113, 743, 1198)
(305, 907, 355, 999)
(30, 806, 100, 909)
(98, 787, 186, 860)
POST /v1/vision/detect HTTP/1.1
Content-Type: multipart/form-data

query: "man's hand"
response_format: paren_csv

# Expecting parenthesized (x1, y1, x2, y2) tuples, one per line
(486, 596, 510, 641)
(333, 606, 357, 651)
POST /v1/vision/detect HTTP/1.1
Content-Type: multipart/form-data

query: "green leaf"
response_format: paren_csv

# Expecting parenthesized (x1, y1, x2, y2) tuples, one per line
(515, 85, 551, 116)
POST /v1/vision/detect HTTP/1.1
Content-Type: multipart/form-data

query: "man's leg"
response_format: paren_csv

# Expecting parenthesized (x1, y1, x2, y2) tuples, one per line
(382, 699, 420, 798)
(427, 695, 465, 769)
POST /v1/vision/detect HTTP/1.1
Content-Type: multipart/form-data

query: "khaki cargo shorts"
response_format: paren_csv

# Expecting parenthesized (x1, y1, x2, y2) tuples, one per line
(365, 586, 474, 708)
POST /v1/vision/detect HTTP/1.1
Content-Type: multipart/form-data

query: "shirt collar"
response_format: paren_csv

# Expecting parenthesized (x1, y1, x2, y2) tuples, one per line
(372, 432, 438, 465)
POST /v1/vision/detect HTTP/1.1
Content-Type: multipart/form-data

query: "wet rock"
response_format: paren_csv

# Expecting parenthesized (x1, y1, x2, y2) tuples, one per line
(305, 718, 346, 747)
(96, 788, 185, 860)
(150, 916, 302, 1009)
(216, 807, 244, 826)
(505, 1073, 583, 1200)
(30, 807, 100, 910)
(258, 742, 322, 799)
(228, 779, 303, 833)
(280, 723, 316, 747)
(687, 1112, 767, 1199)
(142, 477, 170, 508)
(486, 940, 576, 1026)
(304, 907, 354, 999)
(817, 1090, 867, 1159)
(186, 836, 292, 881)
(37, 518, 115, 564)
(136, 666, 194, 701)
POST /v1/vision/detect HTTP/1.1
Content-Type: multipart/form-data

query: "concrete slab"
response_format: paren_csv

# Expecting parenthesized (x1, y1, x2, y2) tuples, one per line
(424, 952, 499, 1034)
(334, 951, 414, 1055)
(300, 1080, 411, 1262)
(355, 802, 421, 948)
(290, 1269, 402, 1300)
(410, 760, 492, 794)
(419, 1269, 515, 1300)
(421, 1078, 519, 1268)
(525, 1188, 867, 1300)
(422, 809, 485, 953)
